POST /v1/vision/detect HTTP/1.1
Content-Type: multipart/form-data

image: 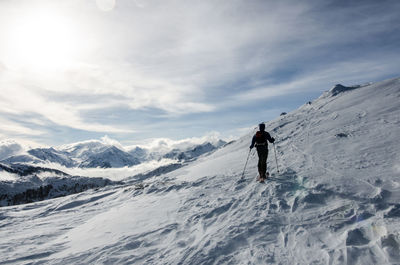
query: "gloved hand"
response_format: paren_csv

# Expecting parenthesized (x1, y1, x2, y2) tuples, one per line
(271, 137, 275, 143)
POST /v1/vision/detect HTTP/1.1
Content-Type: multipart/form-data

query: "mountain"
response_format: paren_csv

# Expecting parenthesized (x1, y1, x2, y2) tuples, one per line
(59, 140, 114, 161)
(1, 77, 399, 264)
(78, 146, 140, 168)
(162, 140, 226, 161)
(28, 148, 75, 167)
(0, 141, 105, 167)
(0, 140, 135, 168)
(1, 154, 43, 164)
(127, 146, 148, 163)
(0, 163, 121, 206)
(127, 140, 227, 162)
(0, 139, 225, 169)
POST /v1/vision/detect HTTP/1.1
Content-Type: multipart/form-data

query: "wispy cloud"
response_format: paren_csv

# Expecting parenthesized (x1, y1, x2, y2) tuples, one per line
(228, 58, 400, 106)
(0, 0, 399, 144)
(0, 67, 134, 134)
(0, 116, 45, 137)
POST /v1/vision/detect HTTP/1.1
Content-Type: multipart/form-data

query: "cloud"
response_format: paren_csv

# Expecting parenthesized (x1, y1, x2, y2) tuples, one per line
(127, 131, 228, 152)
(0, 0, 399, 144)
(0, 116, 45, 137)
(0, 138, 45, 159)
(0, 67, 134, 134)
(86, 0, 400, 111)
(100, 135, 125, 150)
(63, 63, 216, 114)
(0, 139, 24, 160)
(227, 58, 400, 106)
(38, 158, 178, 182)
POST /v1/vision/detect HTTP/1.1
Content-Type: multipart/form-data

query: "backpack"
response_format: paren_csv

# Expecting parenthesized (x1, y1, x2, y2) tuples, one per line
(255, 131, 266, 144)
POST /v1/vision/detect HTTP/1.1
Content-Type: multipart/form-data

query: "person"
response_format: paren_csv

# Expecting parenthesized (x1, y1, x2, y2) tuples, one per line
(250, 123, 275, 182)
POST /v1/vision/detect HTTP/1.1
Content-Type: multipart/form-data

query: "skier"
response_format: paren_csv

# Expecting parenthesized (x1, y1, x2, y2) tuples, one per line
(250, 123, 275, 182)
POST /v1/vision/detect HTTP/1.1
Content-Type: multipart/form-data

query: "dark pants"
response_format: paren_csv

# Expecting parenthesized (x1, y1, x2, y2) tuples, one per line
(256, 146, 268, 178)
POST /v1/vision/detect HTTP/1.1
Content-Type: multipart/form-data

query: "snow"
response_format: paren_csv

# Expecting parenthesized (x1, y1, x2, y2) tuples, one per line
(1, 138, 225, 169)
(0, 169, 18, 182)
(328, 83, 362, 97)
(0, 163, 122, 207)
(0, 77, 400, 264)
(56, 158, 179, 182)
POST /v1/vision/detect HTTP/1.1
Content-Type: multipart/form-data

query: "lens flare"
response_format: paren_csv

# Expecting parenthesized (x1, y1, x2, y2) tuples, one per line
(96, 0, 116, 12)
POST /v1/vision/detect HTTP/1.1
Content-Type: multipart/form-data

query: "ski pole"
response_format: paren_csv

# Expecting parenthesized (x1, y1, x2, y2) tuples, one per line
(273, 143, 280, 173)
(241, 149, 251, 179)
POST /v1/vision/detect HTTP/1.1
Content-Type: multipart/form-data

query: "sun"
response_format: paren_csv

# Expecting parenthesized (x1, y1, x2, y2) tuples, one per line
(3, 9, 80, 72)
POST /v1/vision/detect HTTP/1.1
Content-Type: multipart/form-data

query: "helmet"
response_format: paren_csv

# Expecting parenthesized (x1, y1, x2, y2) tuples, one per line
(259, 123, 265, 131)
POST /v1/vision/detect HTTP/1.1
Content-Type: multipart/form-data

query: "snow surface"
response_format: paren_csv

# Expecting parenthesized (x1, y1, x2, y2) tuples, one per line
(0, 77, 400, 264)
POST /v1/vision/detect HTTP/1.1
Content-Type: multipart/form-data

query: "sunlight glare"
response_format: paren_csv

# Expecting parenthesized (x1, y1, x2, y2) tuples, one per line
(4, 9, 80, 72)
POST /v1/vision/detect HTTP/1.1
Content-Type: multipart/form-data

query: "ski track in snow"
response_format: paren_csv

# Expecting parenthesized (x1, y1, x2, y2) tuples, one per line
(1, 78, 400, 264)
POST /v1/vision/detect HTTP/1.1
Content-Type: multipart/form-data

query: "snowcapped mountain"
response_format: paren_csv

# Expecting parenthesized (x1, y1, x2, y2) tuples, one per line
(0, 139, 226, 206)
(126, 140, 227, 162)
(59, 140, 116, 161)
(1, 77, 399, 264)
(1, 153, 43, 164)
(162, 140, 227, 161)
(78, 146, 140, 168)
(0, 139, 225, 169)
(0, 140, 138, 168)
(28, 148, 76, 167)
(127, 146, 148, 163)
(0, 163, 121, 206)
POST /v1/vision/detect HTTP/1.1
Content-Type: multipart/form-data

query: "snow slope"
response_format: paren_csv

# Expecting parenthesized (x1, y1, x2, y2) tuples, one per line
(0, 77, 400, 264)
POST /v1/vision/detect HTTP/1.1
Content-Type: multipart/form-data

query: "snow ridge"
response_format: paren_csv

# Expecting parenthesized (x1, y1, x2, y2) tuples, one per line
(0, 77, 399, 264)
(329, 83, 360, 96)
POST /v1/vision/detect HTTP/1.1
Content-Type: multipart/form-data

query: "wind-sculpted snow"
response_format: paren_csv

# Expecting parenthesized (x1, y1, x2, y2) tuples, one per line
(0, 77, 399, 264)
(328, 83, 363, 97)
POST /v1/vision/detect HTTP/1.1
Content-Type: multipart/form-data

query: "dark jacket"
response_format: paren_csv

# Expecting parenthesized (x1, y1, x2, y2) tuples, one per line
(250, 131, 275, 149)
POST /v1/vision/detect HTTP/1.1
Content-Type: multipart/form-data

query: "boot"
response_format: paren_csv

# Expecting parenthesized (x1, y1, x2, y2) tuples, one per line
(258, 169, 264, 182)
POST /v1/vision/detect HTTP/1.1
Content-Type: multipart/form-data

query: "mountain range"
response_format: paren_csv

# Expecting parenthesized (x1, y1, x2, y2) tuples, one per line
(0, 139, 226, 168)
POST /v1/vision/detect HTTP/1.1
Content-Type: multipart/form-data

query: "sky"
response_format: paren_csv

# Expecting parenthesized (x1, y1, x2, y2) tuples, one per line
(0, 0, 399, 147)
